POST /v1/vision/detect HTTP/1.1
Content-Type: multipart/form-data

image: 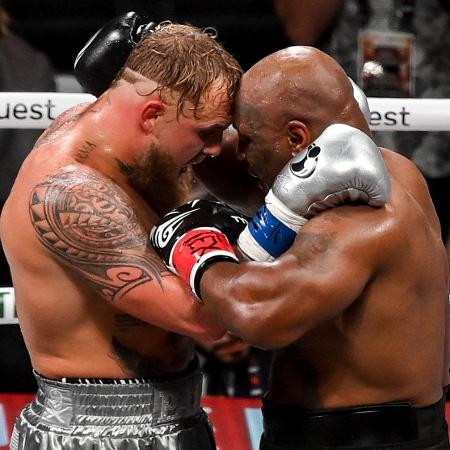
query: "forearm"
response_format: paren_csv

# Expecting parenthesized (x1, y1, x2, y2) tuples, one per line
(199, 262, 243, 330)
(149, 198, 302, 347)
(199, 260, 299, 348)
(116, 277, 226, 341)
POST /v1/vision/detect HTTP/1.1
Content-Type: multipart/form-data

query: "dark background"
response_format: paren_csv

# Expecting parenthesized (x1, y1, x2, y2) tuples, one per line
(3, 0, 291, 75)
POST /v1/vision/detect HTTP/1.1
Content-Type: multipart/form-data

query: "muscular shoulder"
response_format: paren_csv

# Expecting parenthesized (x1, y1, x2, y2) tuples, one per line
(381, 148, 440, 231)
(381, 148, 429, 192)
(28, 167, 170, 302)
(34, 103, 92, 150)
(294, 203, 397, 272)
(29, 168, 148, 254)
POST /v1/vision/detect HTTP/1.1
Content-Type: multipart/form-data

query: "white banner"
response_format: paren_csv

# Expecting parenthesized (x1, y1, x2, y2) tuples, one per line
(367, 98, 450, 131)
(0, 93, 449, 131)
(0, 287, 18, 324)
(0, 92, 95, 129)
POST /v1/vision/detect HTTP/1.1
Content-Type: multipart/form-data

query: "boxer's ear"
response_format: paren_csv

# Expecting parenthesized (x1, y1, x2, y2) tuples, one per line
(141, 100, 164, 133)
(287, 120, 310, 156)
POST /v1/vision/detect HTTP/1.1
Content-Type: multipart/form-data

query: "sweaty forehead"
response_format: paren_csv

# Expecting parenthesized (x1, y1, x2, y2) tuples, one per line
(194, 82, 233, 120)
(238, 72, 263, 103)
(234, 100, 266, 134)
(235, 77, 270, 129)
(237, 63, 282, 107)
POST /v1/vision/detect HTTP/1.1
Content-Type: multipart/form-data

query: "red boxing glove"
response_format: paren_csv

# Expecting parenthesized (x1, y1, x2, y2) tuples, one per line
(171, 227, 238, 299)
(150, 200, 247, 299)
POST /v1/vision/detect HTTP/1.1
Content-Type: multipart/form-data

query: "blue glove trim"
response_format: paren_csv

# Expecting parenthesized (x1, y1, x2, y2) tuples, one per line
(247, 205, 297, 258)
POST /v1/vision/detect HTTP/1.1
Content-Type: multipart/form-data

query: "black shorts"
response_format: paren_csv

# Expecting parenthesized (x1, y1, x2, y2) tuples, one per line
(260, 395, 450, 449)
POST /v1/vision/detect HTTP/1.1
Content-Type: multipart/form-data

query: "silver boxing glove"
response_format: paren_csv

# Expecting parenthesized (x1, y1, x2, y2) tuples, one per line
(238, 124, 391, 261)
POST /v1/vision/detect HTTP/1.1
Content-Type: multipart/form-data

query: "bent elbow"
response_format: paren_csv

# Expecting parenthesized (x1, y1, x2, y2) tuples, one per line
(193, 323, 227, 342)
(228, 308, 302, 350)
(241, 327, 301, 350)
(223, 273, 305, 349)
(194, 329, 226, 342)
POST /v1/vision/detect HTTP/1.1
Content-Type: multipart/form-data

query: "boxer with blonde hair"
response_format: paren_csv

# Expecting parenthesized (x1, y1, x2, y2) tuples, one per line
(0, 14, 242, 450)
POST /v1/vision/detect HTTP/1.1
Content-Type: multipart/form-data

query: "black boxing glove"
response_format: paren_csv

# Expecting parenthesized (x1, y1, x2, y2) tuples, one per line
(74, 11, 157, 97)
(150, 199, 249, 299)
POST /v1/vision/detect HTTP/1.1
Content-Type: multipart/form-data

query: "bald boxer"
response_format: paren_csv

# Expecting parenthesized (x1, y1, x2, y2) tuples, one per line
(0, 19, 242, 450)
(152, 47, 450, 449)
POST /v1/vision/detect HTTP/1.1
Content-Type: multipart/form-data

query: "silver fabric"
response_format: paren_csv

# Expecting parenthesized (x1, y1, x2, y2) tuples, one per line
(11, 369, 216, 450)
(271, 123, 391, 218)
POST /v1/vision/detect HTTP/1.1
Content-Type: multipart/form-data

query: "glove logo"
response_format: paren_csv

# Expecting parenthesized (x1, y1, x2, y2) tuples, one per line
(231, 215, 249, 226)
(290, 144, 321, 178)
(183, 229, 229, 257)
(151, 209, 200, 248)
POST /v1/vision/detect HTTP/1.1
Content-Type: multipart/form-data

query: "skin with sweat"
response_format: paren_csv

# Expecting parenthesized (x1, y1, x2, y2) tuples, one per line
(0, 73, 233, 380)
(199, 47, 449, 409)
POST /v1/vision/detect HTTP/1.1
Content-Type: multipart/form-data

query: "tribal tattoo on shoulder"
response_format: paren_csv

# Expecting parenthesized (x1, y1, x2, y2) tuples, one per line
(29, 171, 170, 302)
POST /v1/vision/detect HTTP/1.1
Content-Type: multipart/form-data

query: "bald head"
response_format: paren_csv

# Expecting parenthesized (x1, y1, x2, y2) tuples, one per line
(237, 46, 368, 137)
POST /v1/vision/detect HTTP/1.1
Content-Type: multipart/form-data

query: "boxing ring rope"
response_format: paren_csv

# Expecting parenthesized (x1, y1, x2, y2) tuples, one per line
(0, 93, 450, 130)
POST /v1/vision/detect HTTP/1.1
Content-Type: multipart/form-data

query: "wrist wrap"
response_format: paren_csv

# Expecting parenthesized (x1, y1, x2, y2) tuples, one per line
(238, 190, 307, 261)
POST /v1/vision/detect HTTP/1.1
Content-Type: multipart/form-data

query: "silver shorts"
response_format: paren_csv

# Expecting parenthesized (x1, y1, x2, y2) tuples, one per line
(11, 365, 216, 450)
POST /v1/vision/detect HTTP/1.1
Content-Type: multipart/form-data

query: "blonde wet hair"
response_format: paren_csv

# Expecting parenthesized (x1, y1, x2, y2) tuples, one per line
(114, 22, 242, 117)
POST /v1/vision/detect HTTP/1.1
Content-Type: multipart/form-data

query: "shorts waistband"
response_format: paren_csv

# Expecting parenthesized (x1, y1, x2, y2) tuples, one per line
(55, 354, 200, 385)
(262, 395, 449, 448)
(31, 359, 203, 427)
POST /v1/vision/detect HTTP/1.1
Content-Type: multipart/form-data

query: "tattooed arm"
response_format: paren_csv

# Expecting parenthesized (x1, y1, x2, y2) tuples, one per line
(29, 169, 226, 340)
(199, 205, 384, 348)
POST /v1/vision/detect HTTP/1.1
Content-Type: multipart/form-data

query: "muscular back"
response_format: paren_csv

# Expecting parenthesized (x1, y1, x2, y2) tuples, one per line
(0, 106, 212, 380)
(269, 149, 449, 408)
